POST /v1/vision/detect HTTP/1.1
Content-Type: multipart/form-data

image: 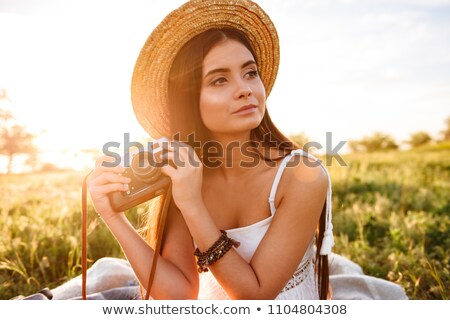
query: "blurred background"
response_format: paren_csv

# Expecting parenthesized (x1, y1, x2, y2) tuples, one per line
(1, 0, 449, 173)
(0, 0, 449, 300)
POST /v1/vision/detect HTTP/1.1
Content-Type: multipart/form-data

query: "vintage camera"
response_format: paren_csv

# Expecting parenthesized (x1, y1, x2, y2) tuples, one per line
(109, 139, 172, 212)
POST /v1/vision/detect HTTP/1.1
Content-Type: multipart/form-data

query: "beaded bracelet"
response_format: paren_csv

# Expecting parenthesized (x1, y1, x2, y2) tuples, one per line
(194, 230, 240, 273)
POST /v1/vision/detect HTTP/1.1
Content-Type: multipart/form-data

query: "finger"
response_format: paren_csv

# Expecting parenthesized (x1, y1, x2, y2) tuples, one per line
(167, 143, 198, 168)
(90, 172, 131, 186)
(160, 160, 178, 178)
(150, 138, 171, 162)
(91, 183, 129, 195)
(174, 142, 201, 167)
(160, 151, 179, 169)
(90, 165, 126, 180)
(184, 146, 200, 166)
(191, 149, 202, 164)
(95, 155, 119, 167)
(90, 156, 125, 179)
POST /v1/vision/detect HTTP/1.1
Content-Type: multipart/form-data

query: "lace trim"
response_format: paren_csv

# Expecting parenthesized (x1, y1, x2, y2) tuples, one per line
(281, 258, 312, 293)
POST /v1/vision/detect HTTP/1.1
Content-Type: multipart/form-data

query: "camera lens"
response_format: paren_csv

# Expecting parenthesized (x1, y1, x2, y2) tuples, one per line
(130, 151, 161, 183)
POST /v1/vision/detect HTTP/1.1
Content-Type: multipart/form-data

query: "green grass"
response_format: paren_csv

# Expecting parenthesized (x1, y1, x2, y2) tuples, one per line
(0, 171, 144, 299)
(327, 149, 449, 299)
(0, 149, 449, 299)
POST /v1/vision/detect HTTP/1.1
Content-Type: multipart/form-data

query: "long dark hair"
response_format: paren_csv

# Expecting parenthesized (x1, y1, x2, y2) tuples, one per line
(167, 28, 296, 158)
(146, 28, 329, 300)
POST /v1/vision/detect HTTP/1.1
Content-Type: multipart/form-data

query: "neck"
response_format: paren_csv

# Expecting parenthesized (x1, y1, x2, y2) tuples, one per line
(203, 131, 259, 179)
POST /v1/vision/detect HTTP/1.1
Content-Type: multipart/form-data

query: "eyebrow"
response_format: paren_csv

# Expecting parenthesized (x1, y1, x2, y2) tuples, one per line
(203, 60, 257, 80)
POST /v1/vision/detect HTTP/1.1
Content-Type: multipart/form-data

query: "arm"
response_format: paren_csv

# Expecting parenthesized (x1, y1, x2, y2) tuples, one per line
(162, 146, 328, 299)
(102, 202, 198, 299)
(88, 156, 198, 299)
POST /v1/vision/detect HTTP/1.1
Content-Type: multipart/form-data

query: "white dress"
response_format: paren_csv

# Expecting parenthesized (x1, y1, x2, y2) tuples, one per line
(197, 149, 333, 300)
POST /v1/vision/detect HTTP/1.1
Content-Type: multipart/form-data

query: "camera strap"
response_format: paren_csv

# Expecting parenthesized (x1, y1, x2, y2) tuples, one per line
(142, 183, 172, 300)
(81, 171, 91, 300)
(81, 172, 172, 300)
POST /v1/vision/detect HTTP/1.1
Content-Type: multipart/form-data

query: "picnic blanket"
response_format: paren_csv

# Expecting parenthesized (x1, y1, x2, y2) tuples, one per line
(15, 254, 408, 300)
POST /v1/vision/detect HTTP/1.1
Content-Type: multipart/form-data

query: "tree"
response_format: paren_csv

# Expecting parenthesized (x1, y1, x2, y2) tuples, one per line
(440, 116, 450, 141)
(0, 124, 37, 174)
(348, 139, 364, 153)
(0, 90, 38, 174)
(289, 132, 311, 151)
(406, 131, 432, 149)
(0, 89, 11, 102)
(349, 132, 398, 153)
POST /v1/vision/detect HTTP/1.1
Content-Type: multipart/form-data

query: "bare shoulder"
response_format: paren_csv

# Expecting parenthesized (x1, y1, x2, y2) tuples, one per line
(249, 152, 329, 297)
(280, 153, 329, 205)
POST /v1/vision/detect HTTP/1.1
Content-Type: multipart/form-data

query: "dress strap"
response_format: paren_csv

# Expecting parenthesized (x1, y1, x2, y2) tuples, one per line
(267, 149, 334, 256)
(268, 150, 299, 216)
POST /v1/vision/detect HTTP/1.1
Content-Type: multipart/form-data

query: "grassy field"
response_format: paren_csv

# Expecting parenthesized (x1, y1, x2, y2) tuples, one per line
(0, 149, 449, 300)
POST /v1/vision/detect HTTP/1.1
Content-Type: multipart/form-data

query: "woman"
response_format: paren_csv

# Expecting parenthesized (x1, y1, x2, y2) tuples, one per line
(88, 0, 334, 300)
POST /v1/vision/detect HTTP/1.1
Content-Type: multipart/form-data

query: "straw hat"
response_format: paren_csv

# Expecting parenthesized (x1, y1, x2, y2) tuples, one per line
(131, 0, 280, 139)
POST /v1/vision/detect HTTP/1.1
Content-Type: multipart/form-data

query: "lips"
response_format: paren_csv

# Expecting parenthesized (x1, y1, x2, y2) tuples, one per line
(233, 104, 257, 114)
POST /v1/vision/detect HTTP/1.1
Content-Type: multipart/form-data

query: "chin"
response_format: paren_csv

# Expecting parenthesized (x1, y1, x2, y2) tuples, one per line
(233, 121, 262, 134)
(208, 115, 263, 135)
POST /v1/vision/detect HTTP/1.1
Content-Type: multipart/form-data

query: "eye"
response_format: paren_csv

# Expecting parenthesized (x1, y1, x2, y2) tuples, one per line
(210, 77, 227, 86)
(246, 70, 259, 78)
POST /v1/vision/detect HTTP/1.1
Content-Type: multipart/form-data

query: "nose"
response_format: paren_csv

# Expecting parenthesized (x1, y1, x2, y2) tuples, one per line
(234, 80, 252, 100)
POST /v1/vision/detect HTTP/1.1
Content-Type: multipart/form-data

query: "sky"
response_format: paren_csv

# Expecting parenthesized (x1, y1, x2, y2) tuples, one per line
(1, 0, 450, 171)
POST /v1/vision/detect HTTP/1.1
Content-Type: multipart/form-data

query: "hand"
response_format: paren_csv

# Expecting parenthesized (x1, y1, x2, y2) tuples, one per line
(87, 155, 131, 220)
(160, 142, 204, 213)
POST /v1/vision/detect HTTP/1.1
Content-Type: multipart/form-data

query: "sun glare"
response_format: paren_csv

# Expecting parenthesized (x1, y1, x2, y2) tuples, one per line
(1, 1, 449, 173)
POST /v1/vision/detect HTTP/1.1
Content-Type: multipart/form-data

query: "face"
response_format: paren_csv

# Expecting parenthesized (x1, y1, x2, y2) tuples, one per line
(199, 39, 266, 137)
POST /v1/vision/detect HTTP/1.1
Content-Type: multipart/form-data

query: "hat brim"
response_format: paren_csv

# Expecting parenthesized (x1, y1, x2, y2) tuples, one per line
(131, 0, 280, 139)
